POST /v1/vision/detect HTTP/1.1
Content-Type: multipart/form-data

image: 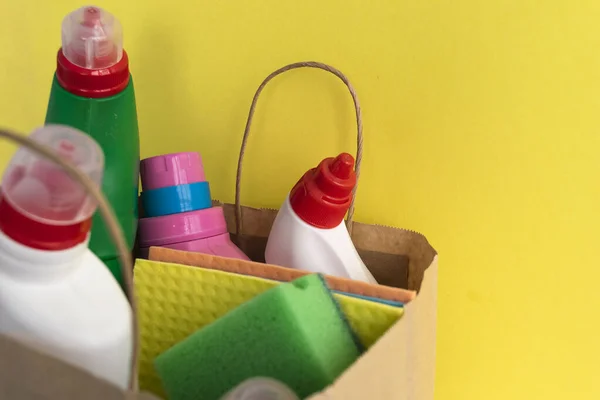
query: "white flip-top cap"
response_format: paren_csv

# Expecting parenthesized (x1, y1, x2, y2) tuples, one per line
(61, 5, 123, 69)
(1, 125, 104, 226)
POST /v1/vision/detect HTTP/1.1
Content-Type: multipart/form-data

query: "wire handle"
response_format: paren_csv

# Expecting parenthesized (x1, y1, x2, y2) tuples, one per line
(0, 127, 138, 391)
(234, 61, 364, 236)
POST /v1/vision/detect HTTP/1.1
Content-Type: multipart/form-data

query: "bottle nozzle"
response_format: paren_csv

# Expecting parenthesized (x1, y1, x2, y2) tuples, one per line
(82, 6, 102, 26)
(329, 153, 354, 179)
(61, 5, 123, 69)
(289, 153, 357, 229)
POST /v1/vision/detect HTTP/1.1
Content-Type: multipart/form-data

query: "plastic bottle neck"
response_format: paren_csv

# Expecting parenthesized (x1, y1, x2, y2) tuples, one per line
(55, 48, 130, 98)
(0, 194, 91, 251)
(0, 228, 87, 282)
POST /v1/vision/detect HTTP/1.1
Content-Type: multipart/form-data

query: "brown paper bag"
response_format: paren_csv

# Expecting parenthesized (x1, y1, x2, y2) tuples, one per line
(151, 62, 439, 399)
(0, 335, 159, 400)
(217, 202, 434, 292)
(224, 62, 438, 399)
(222, 61, 436, 293)
(0, 62, 438, 400)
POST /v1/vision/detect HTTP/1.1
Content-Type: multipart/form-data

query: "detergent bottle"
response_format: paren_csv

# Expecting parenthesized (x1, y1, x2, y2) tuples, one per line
(45, 5, 139, 286)
(265, 153, 376, 283)
(0, 125, 132, 389)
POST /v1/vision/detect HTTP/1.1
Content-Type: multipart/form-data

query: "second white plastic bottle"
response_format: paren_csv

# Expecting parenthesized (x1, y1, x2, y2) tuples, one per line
(265, 153, 376, 283)
(0, 125, 132, 389)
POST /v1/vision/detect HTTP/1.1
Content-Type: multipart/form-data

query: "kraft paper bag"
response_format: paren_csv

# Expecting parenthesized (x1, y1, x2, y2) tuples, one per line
(307, 259, 438, 400)
(0, 62, 438, 399)
(218, 62, 438, 399)
(215, 201, 434, 292)
(149, 223, 437, 400)
(0, 334, 159, 400)
(148, 62, 439, 399)
(218, 61, 436, 292)
(0, 257, 436, 400)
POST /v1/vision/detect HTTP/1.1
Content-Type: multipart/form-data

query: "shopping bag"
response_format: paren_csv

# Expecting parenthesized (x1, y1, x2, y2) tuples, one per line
(0, 62, 438, 400)
(148, 61, 439, 399)
(147, 247, 437, 400)
(0, 335, 159, 400)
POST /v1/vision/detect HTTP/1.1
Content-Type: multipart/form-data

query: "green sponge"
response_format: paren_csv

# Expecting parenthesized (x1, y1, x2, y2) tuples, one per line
(154, 274, 363, 400)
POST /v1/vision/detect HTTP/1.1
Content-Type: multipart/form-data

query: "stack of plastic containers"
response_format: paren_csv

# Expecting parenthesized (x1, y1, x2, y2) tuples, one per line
(138, 152, 248, 260)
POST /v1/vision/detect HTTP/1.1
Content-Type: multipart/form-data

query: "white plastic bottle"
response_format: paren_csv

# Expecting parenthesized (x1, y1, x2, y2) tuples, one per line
(265, 153, 376, 283)
(0, 125, 132, 389)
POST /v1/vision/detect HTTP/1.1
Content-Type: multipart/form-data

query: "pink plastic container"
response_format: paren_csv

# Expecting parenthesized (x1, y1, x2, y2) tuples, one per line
(140, 152, 206, 191)
(138, 152, 248, 260)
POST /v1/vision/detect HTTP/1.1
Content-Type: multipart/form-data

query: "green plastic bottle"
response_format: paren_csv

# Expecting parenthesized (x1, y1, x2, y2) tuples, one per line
(45, 6, 139, 285)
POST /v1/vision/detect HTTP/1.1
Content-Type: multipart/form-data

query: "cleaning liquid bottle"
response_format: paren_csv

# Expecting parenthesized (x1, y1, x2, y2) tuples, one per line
(0, 125, 132, 389)
(45, 5, 139, 286)
(265, 153, 376, 283)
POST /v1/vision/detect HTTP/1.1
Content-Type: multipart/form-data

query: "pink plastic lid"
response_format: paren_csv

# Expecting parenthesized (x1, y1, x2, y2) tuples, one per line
(140, 152, 206, 191)
(138, 206, 228, 247)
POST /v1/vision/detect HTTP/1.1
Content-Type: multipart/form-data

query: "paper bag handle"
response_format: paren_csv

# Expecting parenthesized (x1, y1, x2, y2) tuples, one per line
(235, 61, 364, 236)
(0, 128, 138, 391)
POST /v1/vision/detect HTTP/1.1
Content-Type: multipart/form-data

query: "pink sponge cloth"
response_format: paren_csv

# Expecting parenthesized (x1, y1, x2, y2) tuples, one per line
(148, 247, 416, 303)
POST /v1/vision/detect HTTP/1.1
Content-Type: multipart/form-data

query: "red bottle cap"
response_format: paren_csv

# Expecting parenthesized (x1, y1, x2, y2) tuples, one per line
(0, 125, 104, 250)
(289, 153, 356, 229)
(56, 6, 129, 98)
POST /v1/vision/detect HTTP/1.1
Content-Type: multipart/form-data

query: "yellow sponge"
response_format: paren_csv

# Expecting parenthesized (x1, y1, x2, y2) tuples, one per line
(135, 259, 402, 398)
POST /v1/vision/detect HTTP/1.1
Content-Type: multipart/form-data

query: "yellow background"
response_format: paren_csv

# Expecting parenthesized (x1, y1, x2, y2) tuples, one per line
(1, 0, 599, 398)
